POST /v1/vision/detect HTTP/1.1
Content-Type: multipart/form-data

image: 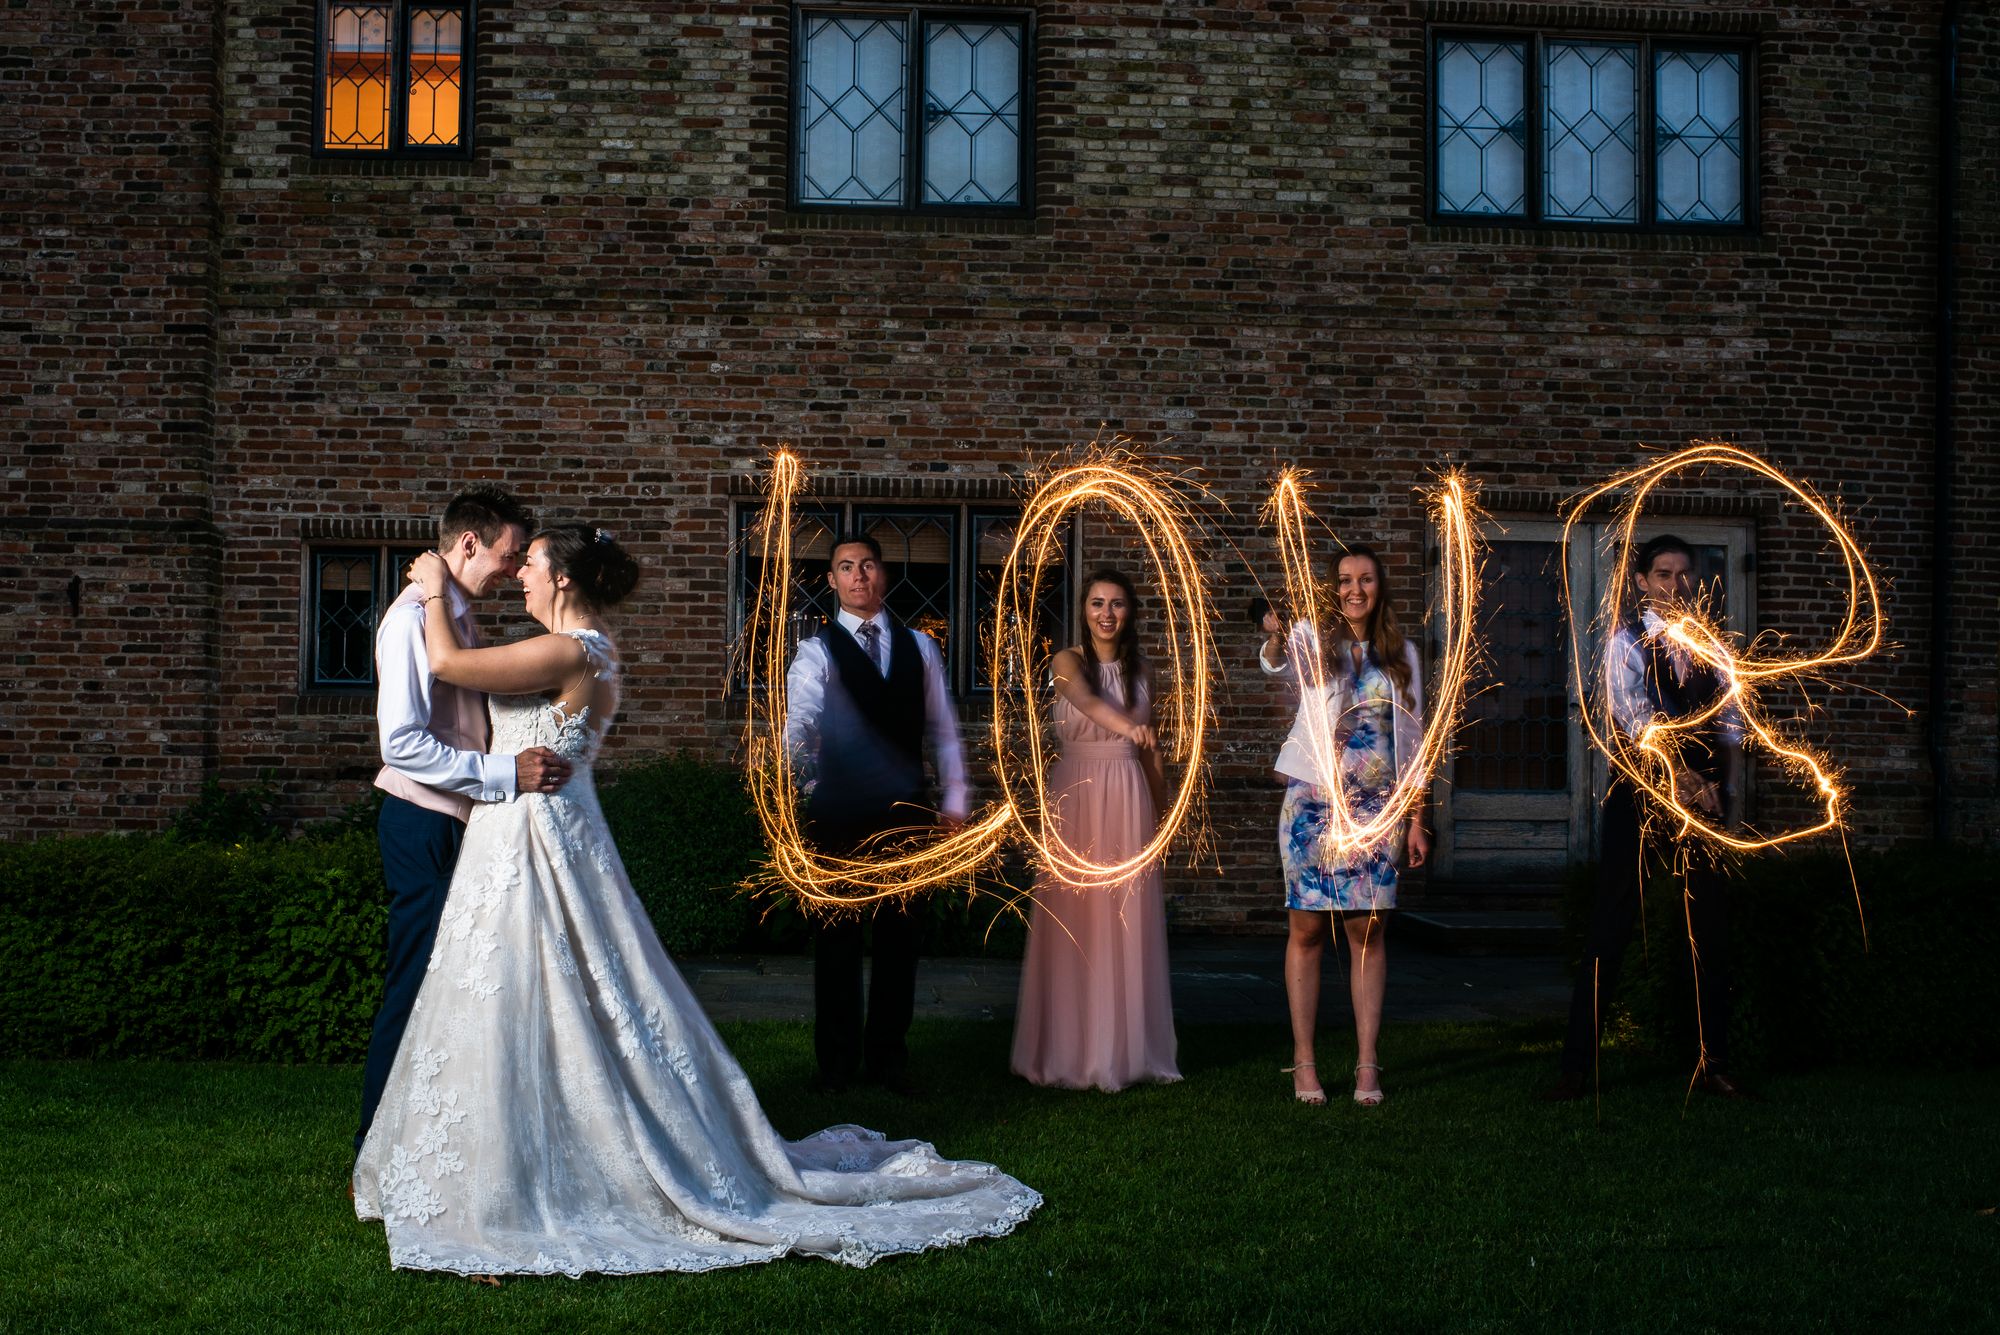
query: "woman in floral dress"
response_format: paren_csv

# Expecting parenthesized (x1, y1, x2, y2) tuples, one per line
(1258, 547, 1429, 1106)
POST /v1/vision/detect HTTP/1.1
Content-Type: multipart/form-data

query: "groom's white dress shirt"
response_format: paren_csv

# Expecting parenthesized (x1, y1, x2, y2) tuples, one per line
(375, 579, 517, 818)
(783, 607, 970, 821)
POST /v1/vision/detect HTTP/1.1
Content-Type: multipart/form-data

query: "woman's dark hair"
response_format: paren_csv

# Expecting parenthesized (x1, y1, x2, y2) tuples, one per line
(1076, 568, 1147, 708)
(1329, 545, 1414, 705)
(535, 524, 642, 609)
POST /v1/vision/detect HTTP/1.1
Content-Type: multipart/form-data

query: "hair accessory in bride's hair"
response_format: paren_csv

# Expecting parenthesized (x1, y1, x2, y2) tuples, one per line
(594, 528, 613, 545)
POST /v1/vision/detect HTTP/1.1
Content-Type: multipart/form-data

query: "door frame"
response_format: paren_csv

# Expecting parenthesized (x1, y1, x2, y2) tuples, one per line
(1429, 515, 1756, 882)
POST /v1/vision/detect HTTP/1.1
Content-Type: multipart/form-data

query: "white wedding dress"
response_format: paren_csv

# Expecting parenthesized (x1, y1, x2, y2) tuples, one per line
(354, 630, 1041, 1275)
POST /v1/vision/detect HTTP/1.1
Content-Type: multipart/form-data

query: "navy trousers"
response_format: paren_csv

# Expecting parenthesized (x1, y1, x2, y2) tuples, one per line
(1560, 781, 1732, 1076)
(812, 897, 925, 1086)
(356, 795, 465, 1153)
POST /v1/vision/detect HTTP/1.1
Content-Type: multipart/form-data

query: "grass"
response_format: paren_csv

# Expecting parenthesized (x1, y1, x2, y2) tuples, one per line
(3, 1020, 1996, 1334)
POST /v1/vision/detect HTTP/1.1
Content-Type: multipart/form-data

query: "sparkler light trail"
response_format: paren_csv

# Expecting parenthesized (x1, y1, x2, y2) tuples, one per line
(743, 446, 1216, 914)
(1560, 440, 1885, 1103)
(742, 450, 1011, 913)
(1262, 468, 1484, 861)
(1562, 441, 1884, 853)
(990, 453, 1216, 889)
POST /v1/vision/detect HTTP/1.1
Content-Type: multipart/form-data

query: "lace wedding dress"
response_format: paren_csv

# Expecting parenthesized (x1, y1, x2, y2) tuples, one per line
(353, 630, 1041, 1274)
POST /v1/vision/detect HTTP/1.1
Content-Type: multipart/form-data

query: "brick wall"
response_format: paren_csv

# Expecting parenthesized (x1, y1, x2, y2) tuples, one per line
(1, 0, 225, 826)
(7, 2, 1992, 931)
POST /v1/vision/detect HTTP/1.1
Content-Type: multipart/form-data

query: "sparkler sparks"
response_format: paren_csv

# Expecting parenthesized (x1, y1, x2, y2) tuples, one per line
(743, 446, 1216, 914)
(990, 453, 1216, 889)
(1262, 468, 1484, 861)
(1563, 441, 1884, 852)
(742, 450, 1010, 913)
(1561, 440, 1885, 1101)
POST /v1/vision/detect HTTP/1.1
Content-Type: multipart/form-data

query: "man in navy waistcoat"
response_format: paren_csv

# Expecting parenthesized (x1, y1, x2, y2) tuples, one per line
(783, 532, 969, 1096)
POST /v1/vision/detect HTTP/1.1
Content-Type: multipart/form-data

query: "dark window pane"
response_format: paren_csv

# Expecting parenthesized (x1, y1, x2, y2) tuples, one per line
(859, 509, 956, 661)
(971, 512, 1070, 691)
(1654, 48, 1743, 224)
(798, 12, 909, 205)
(313, 550, 380, 687)
(1433, 38, 1526, 216)
(1458, 540, 1569, 791)
(738, 505, 843, 670)
(921, 18, 1023, 206)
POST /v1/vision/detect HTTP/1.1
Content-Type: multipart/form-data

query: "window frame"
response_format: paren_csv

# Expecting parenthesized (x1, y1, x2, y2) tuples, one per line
(312, 0, 476, 161)
(1425, 25, 1758, 235)
(730, 498, 1076, 697)
(787, 3, 1036, 219)
(301, 541, 432, 695)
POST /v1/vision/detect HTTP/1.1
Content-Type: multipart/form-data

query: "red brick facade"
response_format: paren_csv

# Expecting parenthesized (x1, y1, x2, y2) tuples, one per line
(5, 2, 1994, 929)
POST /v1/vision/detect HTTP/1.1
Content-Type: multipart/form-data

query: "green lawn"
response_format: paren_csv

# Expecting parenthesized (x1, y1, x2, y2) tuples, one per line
(4, 1021, 1995, 1333)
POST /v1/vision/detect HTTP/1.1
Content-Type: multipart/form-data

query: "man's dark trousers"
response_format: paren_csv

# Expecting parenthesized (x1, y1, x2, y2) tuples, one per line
(814, 895, 925, 1086)
(1560, 780, 1732, 1076)
(356, 794, 465, 1152)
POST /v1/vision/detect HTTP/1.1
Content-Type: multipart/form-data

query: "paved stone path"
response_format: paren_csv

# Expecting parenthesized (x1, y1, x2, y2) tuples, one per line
(683, 934, 1571, 1027)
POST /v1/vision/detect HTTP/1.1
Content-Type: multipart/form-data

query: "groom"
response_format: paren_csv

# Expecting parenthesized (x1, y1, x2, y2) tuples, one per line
(355, 484, 573, 1157)
(784, 532, 969, 1097)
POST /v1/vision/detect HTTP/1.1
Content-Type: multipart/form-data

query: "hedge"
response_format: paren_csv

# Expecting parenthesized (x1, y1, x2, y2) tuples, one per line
(0, 755, 768, 1062)
(1559, 843, 2000, 1071)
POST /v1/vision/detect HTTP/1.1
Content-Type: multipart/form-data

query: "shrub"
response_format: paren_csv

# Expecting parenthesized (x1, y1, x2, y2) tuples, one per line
(0, 756, 772, 1061)
(597, 753, 762, 956)
(0, 830, 386, 1062)
(1560, 843, 1999, 1070)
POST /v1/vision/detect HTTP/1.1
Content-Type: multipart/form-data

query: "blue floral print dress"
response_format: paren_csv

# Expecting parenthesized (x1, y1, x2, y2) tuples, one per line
(1280, 643, 1405, 912)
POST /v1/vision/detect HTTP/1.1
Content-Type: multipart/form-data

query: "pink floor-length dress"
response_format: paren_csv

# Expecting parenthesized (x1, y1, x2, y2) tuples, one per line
(1011, 663, 1181, 1091)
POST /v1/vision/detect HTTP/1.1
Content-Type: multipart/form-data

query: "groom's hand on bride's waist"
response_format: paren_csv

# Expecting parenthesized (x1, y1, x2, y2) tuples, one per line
(515, 747, 573, 796)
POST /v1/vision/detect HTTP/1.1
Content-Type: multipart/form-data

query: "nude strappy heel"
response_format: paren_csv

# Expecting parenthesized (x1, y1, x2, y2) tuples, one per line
(1282, 1061, 1327, 1106)
(1352, 1062, 1384, 1107)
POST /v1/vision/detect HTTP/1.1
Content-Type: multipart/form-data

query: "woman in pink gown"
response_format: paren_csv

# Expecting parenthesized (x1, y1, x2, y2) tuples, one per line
(1011, 570, 1181, 1092)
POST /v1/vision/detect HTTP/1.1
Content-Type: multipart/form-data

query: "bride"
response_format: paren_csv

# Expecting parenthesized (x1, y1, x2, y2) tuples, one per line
(353, 524, 1040, 1275)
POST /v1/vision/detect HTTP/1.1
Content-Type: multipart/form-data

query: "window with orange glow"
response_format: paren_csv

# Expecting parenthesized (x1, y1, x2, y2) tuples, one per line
(320, 2, 469, 154)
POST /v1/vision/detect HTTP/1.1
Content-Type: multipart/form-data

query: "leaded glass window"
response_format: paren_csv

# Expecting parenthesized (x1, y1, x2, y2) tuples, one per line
(1430, 30, 1751, 231)
(970, 512, 1070, 692)
(793, 7, 1031, 214)
(1543, 42, 1637, 223)
(318, 2, 471, 156)
(733, 501, 1073, 694)
(1433, 39, 1525, 217)
(1654, 49, 1745, 225)
(306, 544, 429, 691)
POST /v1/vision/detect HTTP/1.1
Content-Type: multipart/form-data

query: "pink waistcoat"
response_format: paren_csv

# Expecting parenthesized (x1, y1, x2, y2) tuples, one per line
(373, 583, 489, 822)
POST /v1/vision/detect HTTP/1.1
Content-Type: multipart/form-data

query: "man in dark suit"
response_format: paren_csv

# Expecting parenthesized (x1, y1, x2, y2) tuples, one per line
(783, 533, 969, 1097)
(1546, 533, 1749, 1101)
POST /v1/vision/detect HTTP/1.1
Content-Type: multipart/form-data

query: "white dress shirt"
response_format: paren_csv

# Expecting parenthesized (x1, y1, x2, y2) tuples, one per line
(1605, 610, 1743, 746)
(783, 607, 970, 821)
(375, 581, 517, 804)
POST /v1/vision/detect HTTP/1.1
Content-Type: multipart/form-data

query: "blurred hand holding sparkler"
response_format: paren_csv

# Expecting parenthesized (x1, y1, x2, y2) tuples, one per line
(1262, 468, 1483, 862)
(1563, 441, 1884, 853)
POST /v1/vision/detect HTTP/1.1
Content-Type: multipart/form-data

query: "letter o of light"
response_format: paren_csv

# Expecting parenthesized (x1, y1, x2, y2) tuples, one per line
(990, 461, 1215, 889)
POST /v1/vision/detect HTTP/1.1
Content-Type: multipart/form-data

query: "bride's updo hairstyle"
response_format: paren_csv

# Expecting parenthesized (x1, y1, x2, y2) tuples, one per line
(535, 524, 642, 609)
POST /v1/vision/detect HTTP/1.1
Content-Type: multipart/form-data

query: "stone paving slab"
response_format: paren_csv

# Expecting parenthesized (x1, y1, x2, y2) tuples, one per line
(682, 934, 1571, 1027)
